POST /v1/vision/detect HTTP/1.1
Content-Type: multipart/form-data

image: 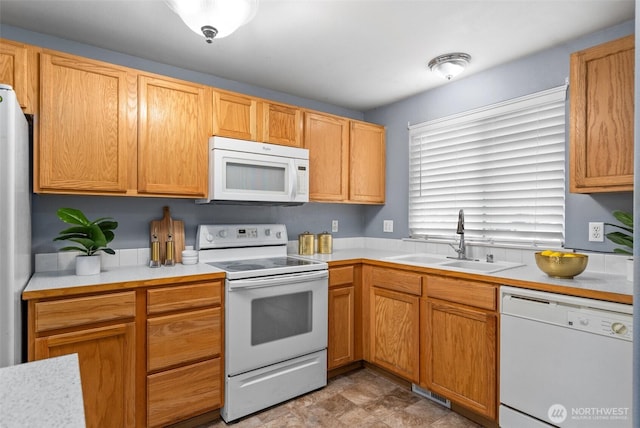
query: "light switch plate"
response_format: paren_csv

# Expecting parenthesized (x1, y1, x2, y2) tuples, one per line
(331, 220, 339, 233)
(383, 220, 393, 233)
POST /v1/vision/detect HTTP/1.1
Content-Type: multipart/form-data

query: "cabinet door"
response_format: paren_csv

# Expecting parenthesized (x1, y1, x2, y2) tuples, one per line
(138, 75, 211, 197)
(349, 121, 385, 203)
(304, 111, 350, 202)
(570, 34, 634, 193)
(423, 299, 497, 420)
(38, 52, 136, 194)
(147, 358, 221, 428)
(212, 90, 259, 140)
(369, 286, 419, 382)
(34, 322, 136, 428)
(147, 307, 221, 372)
(263, 102, 303, 147)
(328, 286, 355, 369)
(0, 38, 38, 113)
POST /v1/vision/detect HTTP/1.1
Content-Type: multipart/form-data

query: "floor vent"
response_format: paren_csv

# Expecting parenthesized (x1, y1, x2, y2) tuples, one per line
(411, 384, 451, 409)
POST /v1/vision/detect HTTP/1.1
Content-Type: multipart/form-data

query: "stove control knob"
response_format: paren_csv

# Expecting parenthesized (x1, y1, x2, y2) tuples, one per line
(611, 322, 628, 335)
(265, 229, 271, 236)
(579, 318, 589, 326)
(218, 230, 228, 238)
(276, 231, 282, 239)
(206, 234, 214, 242)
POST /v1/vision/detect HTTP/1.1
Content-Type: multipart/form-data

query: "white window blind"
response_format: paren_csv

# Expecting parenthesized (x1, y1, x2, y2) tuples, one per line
(409, 86, 567, 247)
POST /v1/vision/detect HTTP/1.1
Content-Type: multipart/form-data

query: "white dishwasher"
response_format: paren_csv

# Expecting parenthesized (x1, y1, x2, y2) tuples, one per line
(499, 286, 633, 428)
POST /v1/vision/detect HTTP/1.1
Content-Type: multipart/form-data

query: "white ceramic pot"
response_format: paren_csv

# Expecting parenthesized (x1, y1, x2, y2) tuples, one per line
(626, 258, 633, 282)
(76, 254, 101, 276)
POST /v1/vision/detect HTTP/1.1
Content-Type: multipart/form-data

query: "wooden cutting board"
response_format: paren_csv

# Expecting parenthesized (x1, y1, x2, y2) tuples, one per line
(149, 206, 185, 264)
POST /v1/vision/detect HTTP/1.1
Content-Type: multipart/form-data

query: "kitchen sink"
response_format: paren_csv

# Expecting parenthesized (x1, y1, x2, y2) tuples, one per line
(384, 253, 448, 265)
(384, 253, 523, 274)
(439, 259, 523, 274)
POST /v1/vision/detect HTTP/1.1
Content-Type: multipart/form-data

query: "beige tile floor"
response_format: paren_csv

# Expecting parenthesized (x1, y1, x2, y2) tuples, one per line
(204, 368, 482, 427)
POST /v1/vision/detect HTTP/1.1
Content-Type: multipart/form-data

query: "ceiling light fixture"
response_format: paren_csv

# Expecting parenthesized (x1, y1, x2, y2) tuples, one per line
(428, 53, 471, 80)
(164, 0, 258, 43)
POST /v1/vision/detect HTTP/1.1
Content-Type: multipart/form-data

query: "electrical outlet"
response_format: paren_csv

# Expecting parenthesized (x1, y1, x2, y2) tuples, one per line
(331, 220, 339, 233)
(589, 222, 604, 242)
(383, 220, 394, 233)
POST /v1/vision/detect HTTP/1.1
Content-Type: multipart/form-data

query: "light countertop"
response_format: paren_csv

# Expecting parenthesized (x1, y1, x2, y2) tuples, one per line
(23, 263, 225, 299)
(24, 248, 632, 304)
(0, 354, 85, 427)
(294, 248, 633, 304)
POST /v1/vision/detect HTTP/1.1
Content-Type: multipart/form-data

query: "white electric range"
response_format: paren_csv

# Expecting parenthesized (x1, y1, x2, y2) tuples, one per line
(196, 224, 328, 423)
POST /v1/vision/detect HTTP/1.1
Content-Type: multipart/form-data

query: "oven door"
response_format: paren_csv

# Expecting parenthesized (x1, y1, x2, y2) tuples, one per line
(226, 270, 328, 376)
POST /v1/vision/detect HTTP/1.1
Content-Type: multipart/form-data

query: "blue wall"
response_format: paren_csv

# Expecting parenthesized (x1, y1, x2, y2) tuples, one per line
(3, 19, 635, 254)
(363, 19, 635, 252)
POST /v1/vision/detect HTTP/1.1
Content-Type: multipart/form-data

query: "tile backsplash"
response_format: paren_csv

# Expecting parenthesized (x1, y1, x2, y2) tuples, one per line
(37, 237, 629, 275)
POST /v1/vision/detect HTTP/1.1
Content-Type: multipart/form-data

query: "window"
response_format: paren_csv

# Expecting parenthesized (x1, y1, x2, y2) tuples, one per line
(408, 86, 566, 247)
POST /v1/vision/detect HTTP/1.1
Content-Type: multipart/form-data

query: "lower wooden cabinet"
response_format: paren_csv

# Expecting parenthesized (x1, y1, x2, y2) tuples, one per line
(146, 307, 221, 372)
(367, 267, 421, 383)
(420, 275, 498, 420)
(328, 265, 359, 370)
(145, 281, 224, 427)
(27, 279, 224, 428)
(30, 292, 136, 428)
(147, 358, 221, 427)
(34, 323, 136, 428)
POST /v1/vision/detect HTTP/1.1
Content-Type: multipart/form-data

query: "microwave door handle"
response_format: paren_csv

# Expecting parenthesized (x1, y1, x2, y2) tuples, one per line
(289, 162, 297, 199)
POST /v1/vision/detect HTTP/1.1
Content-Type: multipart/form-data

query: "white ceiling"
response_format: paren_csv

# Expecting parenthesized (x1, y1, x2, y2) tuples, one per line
(0, 0, 634, 111)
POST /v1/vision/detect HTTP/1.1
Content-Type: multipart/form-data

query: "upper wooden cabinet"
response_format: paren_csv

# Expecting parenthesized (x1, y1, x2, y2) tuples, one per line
(570, 34, 635, 193)
(36, 50, 212, 198)
(0, 38, 39, 113)
(304, 111, 350, 201)
(304, 111, 386, 203)
(212, 91, 303, 147)
(212, 89, 259, 140)
(349, 120, 386, 203)
(37, 51, 136, 194)
(22, 40, 384, 201)
(263, 101, 303, 147)
(138, 75, 211, 198)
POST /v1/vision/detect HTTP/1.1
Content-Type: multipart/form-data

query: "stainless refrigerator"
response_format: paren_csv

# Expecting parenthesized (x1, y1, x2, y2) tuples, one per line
(0, 84, 32, 368)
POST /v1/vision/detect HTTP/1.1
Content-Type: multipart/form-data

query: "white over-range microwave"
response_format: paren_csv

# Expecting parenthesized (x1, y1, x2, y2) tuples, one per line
(196, 136, 309, 205)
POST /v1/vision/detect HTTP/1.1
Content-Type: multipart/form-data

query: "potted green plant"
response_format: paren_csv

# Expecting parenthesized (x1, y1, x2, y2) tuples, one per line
(605, 210, 633, 280)
(53, 207, 118, 275)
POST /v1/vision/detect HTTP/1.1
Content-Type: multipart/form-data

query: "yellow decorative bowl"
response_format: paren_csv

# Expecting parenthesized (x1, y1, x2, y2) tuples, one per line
(534, 252, 588, 279)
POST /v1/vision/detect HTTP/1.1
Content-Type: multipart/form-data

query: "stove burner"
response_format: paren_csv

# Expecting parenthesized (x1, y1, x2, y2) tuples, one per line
(271, 258, 309, 266)
(225, 263, 266, 271)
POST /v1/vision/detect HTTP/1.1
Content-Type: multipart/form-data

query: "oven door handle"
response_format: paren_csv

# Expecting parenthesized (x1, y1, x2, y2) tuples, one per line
(229, 270, 328, 289)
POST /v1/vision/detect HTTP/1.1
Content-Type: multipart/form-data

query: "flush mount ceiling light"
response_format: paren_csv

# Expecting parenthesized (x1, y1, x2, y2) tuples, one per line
(164, 0, 258, 43)
(428, 53, 471, 80)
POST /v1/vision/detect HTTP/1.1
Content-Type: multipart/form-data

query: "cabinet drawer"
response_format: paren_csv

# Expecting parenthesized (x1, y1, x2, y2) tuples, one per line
(147, 358, 221, 428)
(330, 265, 354, 287)
(147, 282, 221, 315)
(372, 267, 422, 296)
(35, 291, 136, 333)
(147, 307, 221, 372)
(425, 276, 496, 310)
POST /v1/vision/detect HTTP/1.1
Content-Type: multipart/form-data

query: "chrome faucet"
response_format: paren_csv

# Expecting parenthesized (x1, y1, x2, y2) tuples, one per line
(449, 209, 468, 260)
